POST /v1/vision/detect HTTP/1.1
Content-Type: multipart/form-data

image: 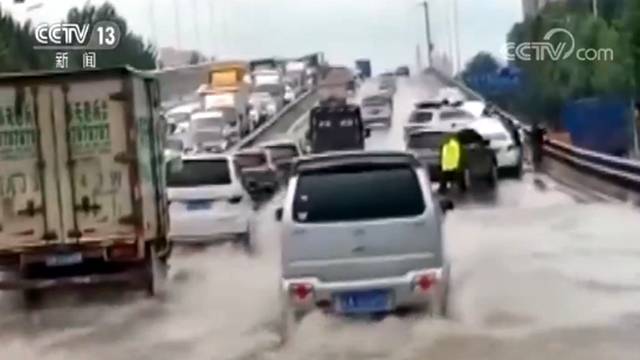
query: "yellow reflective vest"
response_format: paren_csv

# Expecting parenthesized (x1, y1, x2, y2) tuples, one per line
(441, 138, 461, 172)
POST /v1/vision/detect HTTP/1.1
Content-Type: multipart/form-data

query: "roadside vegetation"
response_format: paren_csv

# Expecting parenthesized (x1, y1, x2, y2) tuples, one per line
(0, 2, 156, 72)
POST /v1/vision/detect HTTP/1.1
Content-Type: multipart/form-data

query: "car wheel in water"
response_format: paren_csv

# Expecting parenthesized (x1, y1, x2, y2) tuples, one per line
(430, 265, 451, 318)
(486, 165, 498, 188)
(278, 305, 303, 345)
(512, 162, 523, 179)
(238, 232, 253, 254)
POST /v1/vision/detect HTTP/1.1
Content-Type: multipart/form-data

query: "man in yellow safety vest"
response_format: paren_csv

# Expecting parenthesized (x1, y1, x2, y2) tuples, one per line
(439, 135, 466, 194)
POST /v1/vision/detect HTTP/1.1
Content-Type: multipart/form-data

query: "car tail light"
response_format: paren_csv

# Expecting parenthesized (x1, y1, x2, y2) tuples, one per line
(228, 195, 243, 204)
(412, 273, 438, 294)
(289, 283, 314, 304)
(109, 245, 139, 260)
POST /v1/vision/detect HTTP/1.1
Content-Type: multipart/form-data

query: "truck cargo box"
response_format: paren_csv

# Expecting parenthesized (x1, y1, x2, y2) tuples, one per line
(0, 67, 168, 293)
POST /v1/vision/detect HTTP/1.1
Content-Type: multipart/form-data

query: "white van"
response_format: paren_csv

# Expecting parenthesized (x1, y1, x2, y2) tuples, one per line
(276, 152, 454, 339)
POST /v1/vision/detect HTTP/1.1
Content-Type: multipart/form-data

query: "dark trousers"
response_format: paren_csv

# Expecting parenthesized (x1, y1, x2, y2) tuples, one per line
(439, 170, 465, 193)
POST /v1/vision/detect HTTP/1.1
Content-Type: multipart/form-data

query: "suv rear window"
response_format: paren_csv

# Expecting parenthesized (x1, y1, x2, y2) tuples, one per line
(408, 132, 447, 149)
(293, 165, 425, 223)
(167, 159, 231, 187)
(440, 110, 474, 121)
(267, 145, 298, 161)
(235, 153, 267, 167)
(411, 111, 433, 123)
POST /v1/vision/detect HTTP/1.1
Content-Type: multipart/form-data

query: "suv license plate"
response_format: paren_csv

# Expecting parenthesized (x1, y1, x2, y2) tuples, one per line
(46, 253, 83, 267)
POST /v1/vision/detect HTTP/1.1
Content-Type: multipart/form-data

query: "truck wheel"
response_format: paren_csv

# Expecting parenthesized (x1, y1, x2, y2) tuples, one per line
(145, 243, 168, 298)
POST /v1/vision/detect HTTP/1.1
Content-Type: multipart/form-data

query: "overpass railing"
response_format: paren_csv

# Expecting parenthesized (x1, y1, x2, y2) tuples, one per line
(427, 67, 640, 193)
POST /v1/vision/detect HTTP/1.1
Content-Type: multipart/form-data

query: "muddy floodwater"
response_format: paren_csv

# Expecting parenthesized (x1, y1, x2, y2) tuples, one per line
(1, 76, 639, 360)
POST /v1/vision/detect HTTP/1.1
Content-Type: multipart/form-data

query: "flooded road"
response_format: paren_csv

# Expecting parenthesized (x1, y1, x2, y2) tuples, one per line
(1, 74, 639, 360)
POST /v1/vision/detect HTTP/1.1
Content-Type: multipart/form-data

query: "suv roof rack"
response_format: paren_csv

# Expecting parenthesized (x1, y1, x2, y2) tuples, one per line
(293, 151, 420, 175)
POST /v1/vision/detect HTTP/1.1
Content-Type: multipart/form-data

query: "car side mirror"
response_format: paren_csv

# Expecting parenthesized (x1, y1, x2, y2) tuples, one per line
(275, 207, 283, 222)
(439, 198, 454, 213)
(365, 128, 372, 138)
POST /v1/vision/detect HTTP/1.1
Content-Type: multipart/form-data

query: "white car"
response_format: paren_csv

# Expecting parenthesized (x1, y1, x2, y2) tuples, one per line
(166, 154, 254, 247)
(467, 117, 523, 175)
(437, 87, 465, 104)
(460, 101, 486, 118)
(404, 101, 476, 139)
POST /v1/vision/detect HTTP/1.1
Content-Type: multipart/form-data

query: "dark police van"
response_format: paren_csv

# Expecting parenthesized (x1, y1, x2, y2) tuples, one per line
(306, 97, 371, 154)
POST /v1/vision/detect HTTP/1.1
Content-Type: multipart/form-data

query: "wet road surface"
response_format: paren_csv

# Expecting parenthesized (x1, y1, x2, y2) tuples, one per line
(1, 74, 639, 360)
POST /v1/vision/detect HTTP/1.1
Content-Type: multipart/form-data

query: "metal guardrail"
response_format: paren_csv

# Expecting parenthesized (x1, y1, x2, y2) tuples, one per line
(231, 87, 317, 151)
(427, 67, 640, 193)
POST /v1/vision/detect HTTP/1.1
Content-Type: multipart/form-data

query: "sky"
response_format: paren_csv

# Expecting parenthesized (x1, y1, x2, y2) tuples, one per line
(1, 0, 522, 73)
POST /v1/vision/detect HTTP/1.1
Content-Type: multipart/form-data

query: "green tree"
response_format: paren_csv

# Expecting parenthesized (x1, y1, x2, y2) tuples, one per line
(504, 4, 634, 126)
(61, 2, 157, 70)
(461, 52, 501, 79)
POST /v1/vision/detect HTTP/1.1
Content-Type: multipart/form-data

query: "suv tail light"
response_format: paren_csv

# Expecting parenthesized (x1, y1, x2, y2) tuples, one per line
(412, 273, 438, 294)
(289, 283, 314, 304)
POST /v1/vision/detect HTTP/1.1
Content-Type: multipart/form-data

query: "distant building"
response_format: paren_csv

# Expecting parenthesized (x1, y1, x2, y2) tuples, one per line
(522, 0, 566, 18)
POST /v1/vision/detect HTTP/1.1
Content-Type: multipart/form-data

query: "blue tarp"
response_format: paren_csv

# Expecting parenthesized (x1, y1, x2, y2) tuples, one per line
(562, 97, 632, 156)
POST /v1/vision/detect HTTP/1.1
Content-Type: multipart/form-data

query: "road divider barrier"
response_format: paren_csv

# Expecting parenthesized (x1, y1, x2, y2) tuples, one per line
(232, 88, 318, 151)
(427, 67, 640, 196)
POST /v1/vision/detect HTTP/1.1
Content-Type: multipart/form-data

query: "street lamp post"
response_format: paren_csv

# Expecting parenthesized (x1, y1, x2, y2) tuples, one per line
(173, 0, 182, 49)
(420, 1, 434, 68)
(192, 0, 202, 59)
(452, 0, 462, 74)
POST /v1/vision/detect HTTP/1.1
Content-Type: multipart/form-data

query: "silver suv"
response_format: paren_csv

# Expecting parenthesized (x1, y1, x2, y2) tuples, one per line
(275, 151, 454, 339)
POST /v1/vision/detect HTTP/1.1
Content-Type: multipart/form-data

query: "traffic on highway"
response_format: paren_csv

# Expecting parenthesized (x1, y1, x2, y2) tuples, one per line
(1, 0, 640, 359)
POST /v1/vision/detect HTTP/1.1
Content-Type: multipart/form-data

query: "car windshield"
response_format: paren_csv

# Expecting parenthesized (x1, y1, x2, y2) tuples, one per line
(166, 159, 231, 187)
(411, 111, 434, 123)
(440, 110, 474, 121)
(362, 97, 389, 107)
(266, 145, 297, 161)
(408, 132, 448, 149)
(293, 164, 425, 223)
(483, 132, 510, 141)
(192, 110, 235, 128)
(235, 153, 267, 167)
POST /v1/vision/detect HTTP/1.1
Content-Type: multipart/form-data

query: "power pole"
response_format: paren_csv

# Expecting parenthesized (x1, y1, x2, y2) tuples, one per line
(208, 0, 215, 57)
(192, 0, 202, 58)
(592, 0, 598, 17)
(173, 0, 182, 49)
(420, 1, 434, 68)
(452, 0, 462, 74)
